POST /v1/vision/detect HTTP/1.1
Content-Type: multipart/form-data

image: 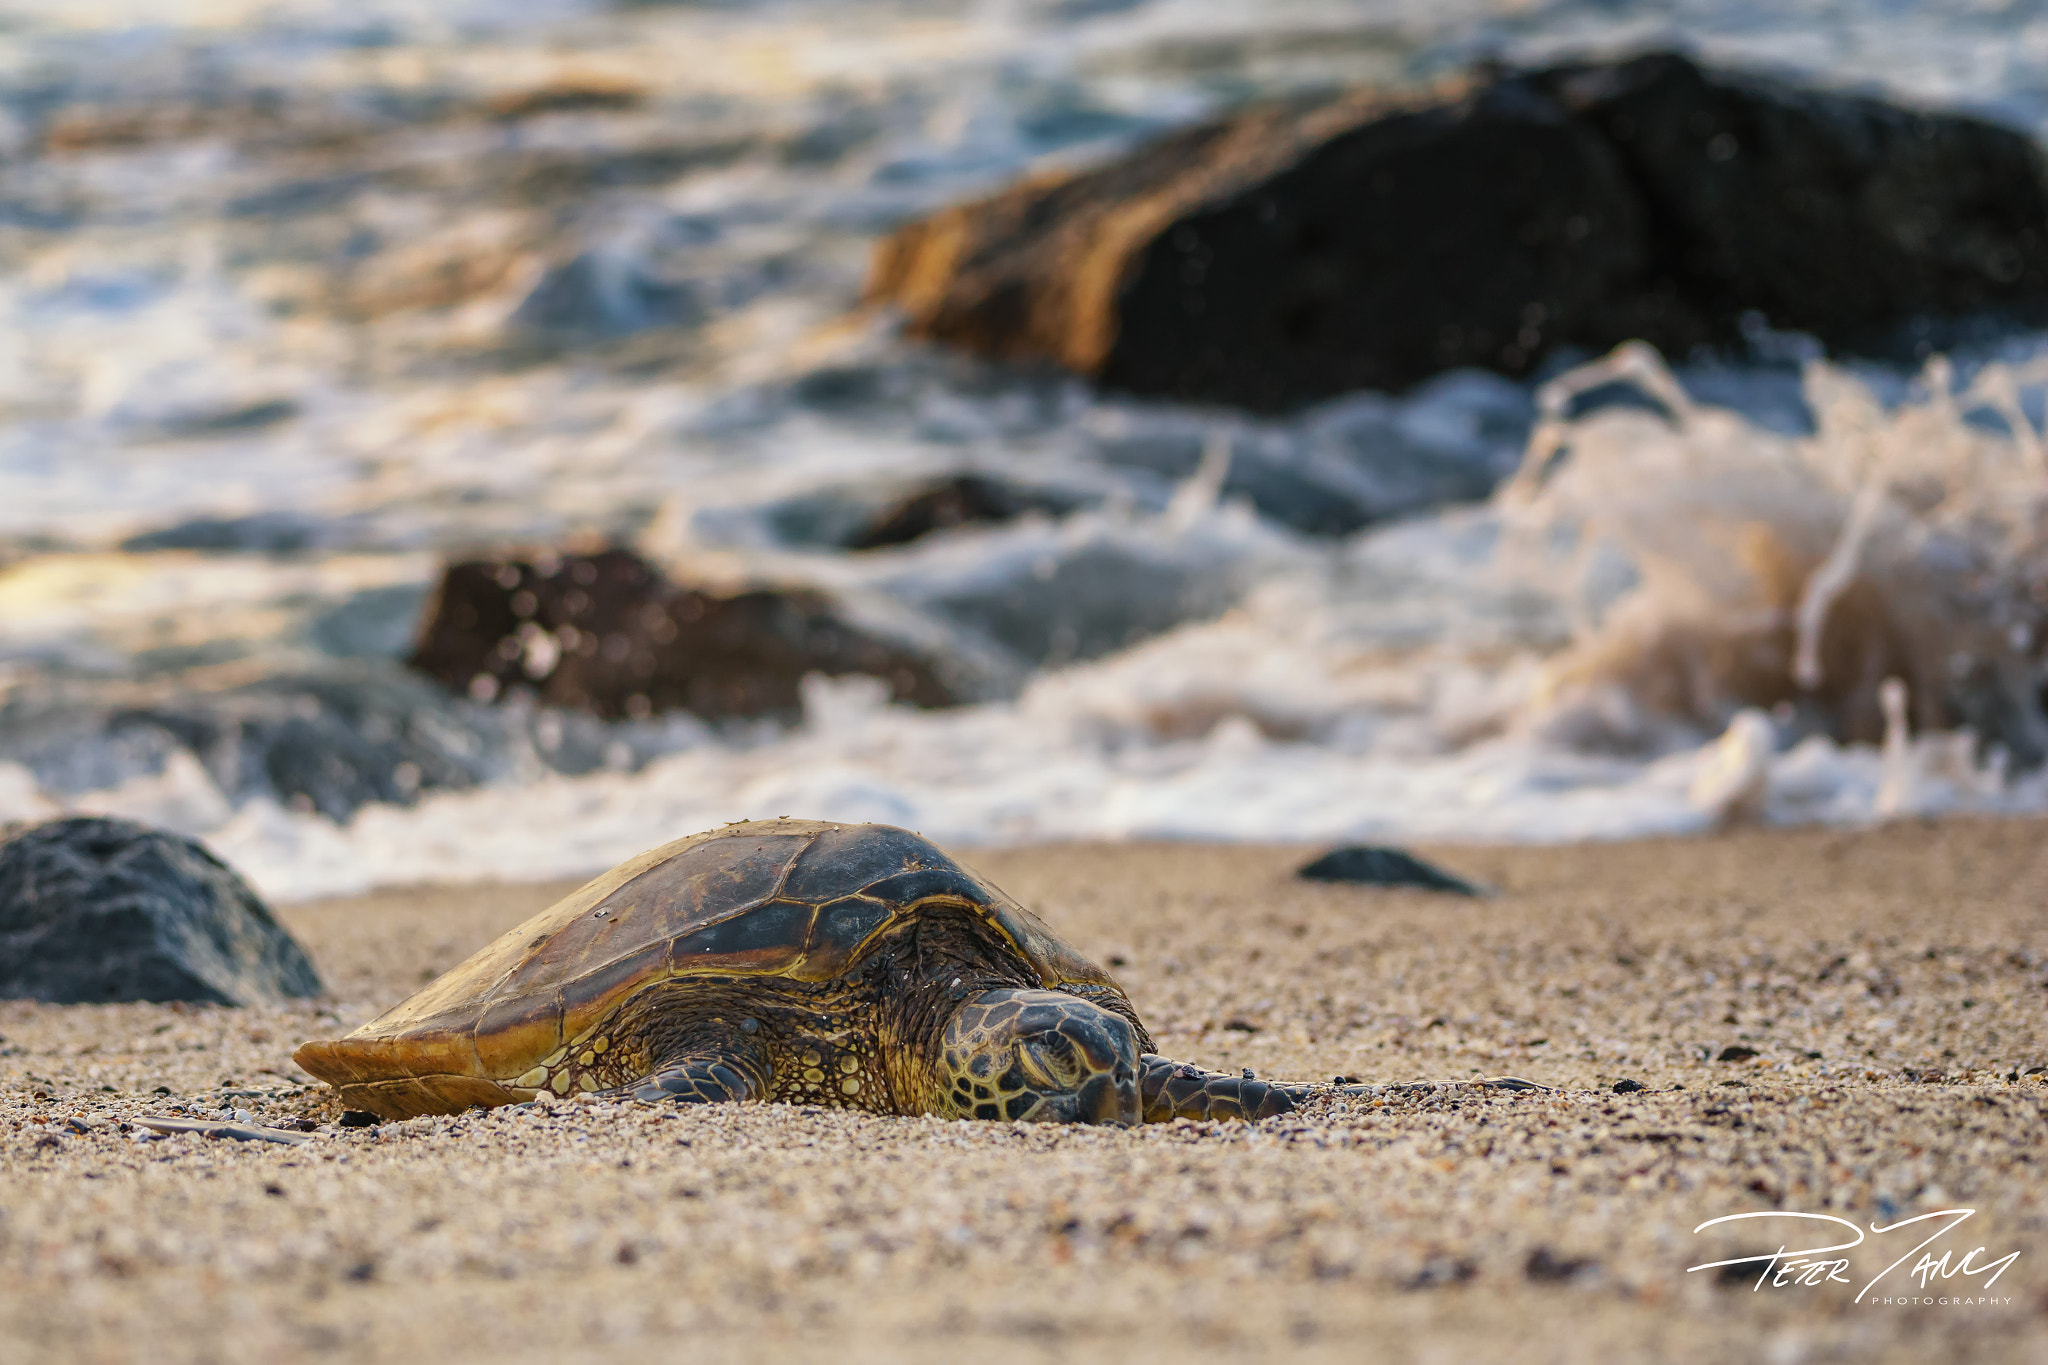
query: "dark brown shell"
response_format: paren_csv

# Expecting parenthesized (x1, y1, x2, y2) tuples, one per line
(293, 820, 1123, 1109)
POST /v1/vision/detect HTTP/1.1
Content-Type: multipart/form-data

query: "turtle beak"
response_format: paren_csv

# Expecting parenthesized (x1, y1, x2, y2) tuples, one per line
(1058, 1017, 1139, 1127)
(1075, 1066, 1140, 1127)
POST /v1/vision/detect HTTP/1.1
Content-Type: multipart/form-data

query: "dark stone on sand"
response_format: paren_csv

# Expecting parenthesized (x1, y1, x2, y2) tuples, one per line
(871, 51, 2048, 411)
(1296, 845, 1484, 895)
(337, 1109, 381, 1128)
(1715, 1045, 1761, 1062)
(407, 547, 958, 722)
(1402, 1256, 1478, 1290)
(0, 817, 321, 1005)
(1611, 1078, 1646, 1094)
(1717, 1258, 1772, 1286)
(1524, 1247, 1599, 1282)
(845, 474, 1077, 550)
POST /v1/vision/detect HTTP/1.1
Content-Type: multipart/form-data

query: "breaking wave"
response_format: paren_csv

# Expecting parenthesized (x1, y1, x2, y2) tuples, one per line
(7, 342, 2046, 901)
(7, 0, 2048, 899)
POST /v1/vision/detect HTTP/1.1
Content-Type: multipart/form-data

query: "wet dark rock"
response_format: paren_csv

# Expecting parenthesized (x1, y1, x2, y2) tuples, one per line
(911, 537, 1242, 667)
(121, 511, 326, 554)
(1296, 845, 1485, 895)
(408, 547, 959, 721)
(871, 51, 2048, 411)
(0, 817, 321, 1005)
(846, 474, 1078, 549)
(1206, 453, 1384, 537)
(510, 250, 701, 338)
(788, 364, 901, 412)
(1083, 384, 1528, 536)
(0, 667, 498, 822)
(152, 672, 494, 819)
(0, 659, 729, 826)
(754, 474, 1085, 551)
(1611, 1078, 1646, 1094)
(150, 398, 300, 439)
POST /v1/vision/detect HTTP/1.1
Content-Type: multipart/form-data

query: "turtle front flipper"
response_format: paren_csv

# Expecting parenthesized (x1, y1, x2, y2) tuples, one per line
(616, 1036, 773, 1106)
(1139, 1054, 1319, 1122)
(1139, 1056, 1556, 1121)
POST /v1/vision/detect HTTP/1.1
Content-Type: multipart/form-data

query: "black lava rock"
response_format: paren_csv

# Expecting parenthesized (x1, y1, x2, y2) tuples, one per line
(1296, 845, 1485, 895)
(874, 50, 2048, 410)
(0, 817, 322, 1005)
(1524, 1247, 1600, 1282)
(407, 546, 959, 722)
(1611, 1078, 1646, 1094)
(845, 474, 1077, 550)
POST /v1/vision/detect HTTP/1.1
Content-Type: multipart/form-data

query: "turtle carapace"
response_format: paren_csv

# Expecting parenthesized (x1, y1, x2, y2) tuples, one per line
(294, 820, 1355, 1124)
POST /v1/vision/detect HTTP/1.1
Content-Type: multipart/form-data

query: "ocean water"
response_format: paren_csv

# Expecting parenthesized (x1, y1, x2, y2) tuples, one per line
(3, 0, 2048, 900)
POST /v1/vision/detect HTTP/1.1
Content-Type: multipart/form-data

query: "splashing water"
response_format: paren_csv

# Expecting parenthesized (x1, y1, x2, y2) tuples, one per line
(5, 1, 2048, 898)
(1500, 342, 2048, 776)
(4, 341, 2031, 902)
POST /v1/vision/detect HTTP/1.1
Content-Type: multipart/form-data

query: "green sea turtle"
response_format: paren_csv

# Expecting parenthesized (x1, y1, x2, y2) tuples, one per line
(295, 820, 1505, 1124)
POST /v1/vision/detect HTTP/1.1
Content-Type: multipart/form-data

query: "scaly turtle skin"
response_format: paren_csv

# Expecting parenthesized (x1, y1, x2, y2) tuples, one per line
(296, 820, 1359, 1124)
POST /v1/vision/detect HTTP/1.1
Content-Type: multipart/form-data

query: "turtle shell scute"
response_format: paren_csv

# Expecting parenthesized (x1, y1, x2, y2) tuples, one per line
(667, 897, 819, 969)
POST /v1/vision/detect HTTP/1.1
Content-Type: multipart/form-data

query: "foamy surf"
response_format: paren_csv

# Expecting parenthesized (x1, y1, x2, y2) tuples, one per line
(6, 337, 2044, 902)
(7, 0, 2048, 899)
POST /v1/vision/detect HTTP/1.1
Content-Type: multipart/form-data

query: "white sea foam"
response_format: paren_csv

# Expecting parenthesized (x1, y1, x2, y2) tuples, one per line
(36, 339, 2048, 903)
(1501, 343, 2048, 763)
(4, 1, 2048, 899)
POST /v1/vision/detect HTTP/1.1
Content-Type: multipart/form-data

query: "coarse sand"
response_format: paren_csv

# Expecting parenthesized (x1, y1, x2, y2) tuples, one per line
(3, 819, 2047, 1363)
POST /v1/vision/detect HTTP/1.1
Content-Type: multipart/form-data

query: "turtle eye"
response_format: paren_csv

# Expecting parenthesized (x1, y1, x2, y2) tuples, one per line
(1019, 1031, 1080, 1086)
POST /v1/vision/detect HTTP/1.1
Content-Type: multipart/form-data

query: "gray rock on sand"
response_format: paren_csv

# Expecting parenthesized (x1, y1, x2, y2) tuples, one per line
(1296, 845, 1484, 895)
(0, 816, 321, 1005)
(871, 50, 2048, 410)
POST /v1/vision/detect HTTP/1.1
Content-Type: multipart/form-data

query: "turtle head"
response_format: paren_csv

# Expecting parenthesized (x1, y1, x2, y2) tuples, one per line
(934, 988, 1140, 1126)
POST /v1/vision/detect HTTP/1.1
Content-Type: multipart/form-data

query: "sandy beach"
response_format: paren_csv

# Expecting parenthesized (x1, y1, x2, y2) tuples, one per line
(3, 820, 2045, 1363)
